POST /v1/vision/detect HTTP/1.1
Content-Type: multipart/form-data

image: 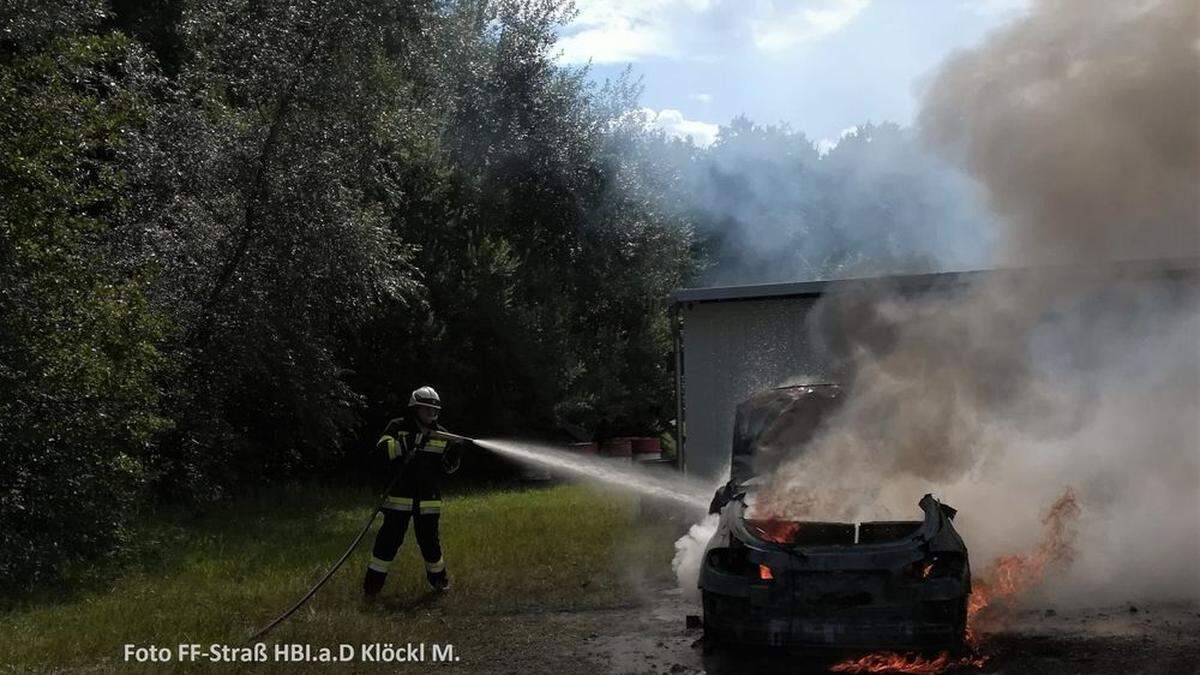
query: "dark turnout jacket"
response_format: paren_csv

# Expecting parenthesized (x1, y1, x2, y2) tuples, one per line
(376, 416, 461, 512)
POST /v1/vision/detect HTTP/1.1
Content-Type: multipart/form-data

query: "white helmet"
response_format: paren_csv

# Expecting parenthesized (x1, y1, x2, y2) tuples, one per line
(408, 386, 441, 409)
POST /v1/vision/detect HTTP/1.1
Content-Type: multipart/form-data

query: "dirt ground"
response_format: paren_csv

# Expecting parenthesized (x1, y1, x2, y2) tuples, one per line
(485, 591, 1200, 675)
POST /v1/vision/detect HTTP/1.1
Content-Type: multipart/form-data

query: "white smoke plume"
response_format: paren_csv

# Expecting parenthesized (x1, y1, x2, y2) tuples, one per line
(671, 513, 719, 601)
(754, 0, 1200, 604)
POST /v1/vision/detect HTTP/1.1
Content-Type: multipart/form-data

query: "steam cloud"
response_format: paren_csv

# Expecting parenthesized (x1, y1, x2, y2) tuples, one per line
(672, 513, 719, 602)
(753, 0, 1200, 605)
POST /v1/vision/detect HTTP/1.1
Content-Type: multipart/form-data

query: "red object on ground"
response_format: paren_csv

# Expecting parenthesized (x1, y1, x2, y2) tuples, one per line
(569, 441, 599, 454)
(600, 438, 632, 457)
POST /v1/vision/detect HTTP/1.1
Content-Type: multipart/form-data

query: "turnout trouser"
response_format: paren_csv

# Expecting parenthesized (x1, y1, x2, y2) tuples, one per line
(363, 498, 446, 595)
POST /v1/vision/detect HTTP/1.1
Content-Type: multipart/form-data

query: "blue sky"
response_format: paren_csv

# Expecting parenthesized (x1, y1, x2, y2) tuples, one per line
(558, 0, 1031, 147)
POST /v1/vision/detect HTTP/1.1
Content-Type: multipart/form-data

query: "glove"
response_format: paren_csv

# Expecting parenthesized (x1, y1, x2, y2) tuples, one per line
(442, 445, 462, 474)
(708, 481, 734, 515)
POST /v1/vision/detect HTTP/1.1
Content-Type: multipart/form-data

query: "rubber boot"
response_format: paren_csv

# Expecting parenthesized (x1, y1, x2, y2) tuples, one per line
(427, 569, 450, 592)
(363, 569, 387, 597)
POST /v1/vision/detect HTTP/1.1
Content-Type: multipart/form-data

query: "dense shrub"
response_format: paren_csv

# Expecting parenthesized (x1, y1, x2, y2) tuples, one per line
(0, 33, 169, 589)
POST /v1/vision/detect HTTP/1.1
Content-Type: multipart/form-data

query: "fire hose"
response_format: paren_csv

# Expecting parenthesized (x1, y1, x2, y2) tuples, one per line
(246, 430, 474, 643)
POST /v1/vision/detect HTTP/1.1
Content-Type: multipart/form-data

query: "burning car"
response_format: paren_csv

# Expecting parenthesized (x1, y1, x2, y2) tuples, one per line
(700, 384, 971, 650)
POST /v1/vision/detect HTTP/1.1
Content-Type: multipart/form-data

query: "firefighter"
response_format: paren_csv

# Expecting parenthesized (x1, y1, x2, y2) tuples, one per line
(363, 386, 462, 597)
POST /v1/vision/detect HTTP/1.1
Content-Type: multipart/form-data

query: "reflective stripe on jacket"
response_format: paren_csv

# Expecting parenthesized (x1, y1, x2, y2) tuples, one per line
(376, 416, 460, 505)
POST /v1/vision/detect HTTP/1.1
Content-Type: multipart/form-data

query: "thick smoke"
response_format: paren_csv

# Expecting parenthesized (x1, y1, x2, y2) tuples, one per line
(921, 0, 1199, 266)
(755, 0, 1200, 604)
(682, 120, 997, 285)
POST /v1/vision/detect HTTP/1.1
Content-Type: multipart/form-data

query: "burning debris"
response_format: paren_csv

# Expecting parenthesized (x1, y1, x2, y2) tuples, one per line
(965, 487, 1081, 646)
(744, 518, 803, 545)
(698, 387, 973, 652)
(830, 488, 1082, 673)
(701, 489, 972, 652)
(829, 651, 986, 674)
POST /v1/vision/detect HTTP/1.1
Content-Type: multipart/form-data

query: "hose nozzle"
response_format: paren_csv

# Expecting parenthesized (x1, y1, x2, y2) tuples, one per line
(430, 430, 474, 444)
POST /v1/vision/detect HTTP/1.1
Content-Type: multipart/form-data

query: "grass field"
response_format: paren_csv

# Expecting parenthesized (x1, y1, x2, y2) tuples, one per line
(0, 483, 681, 673)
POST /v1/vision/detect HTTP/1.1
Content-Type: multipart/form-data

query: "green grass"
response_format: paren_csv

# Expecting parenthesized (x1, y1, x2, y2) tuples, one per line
(0, 483, 678, 673)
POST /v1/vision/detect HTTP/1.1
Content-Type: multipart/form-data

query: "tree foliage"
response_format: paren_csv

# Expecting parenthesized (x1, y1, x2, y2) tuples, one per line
(0, 0, 699, 590)
(0, 31, 169, 588)
(0, 0, 985, 592)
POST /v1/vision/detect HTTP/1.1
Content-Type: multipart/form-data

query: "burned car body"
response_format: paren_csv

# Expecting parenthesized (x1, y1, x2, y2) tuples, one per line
(700, 385, 971, 650)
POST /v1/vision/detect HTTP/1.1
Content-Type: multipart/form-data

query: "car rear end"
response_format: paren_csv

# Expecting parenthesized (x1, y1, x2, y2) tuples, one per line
(700, 494, 970, 650)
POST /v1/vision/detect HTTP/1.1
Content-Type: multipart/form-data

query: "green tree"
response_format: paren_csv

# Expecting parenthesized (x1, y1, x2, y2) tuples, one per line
(353, 1, 699, 439)
(130, 0, 427, 490)
(0, 31, 169, 589)
(1, 0, 704, 592)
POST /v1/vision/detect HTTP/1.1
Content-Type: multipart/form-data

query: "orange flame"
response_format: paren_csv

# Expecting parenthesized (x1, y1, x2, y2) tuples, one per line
(830, 488, 1081, 674)
(830, 651, 987, 673)
(746, 517, 804, 543)
(964, 487, 1080, 647)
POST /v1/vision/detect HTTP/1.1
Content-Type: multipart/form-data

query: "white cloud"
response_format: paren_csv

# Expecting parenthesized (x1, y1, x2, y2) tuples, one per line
(816, 125, 860, 155)
(690, 92, 714, 104)
(751, 0, 869, 51)
(639, 107, 720, 146)
(558, 0, 871, 64)
(556, 0, 680, 63)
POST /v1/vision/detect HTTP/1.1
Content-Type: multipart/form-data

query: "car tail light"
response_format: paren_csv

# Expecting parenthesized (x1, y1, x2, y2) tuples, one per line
(707, 547, 749, 574)
(706, 547, 773, 582)
(905, 553, 966, 580)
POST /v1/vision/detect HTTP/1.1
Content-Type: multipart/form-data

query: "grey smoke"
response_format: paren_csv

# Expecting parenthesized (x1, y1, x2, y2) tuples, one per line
(754, 0, 1200, 604)
(920, 0, 1199, 265)
(681, 121, 998, 285)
